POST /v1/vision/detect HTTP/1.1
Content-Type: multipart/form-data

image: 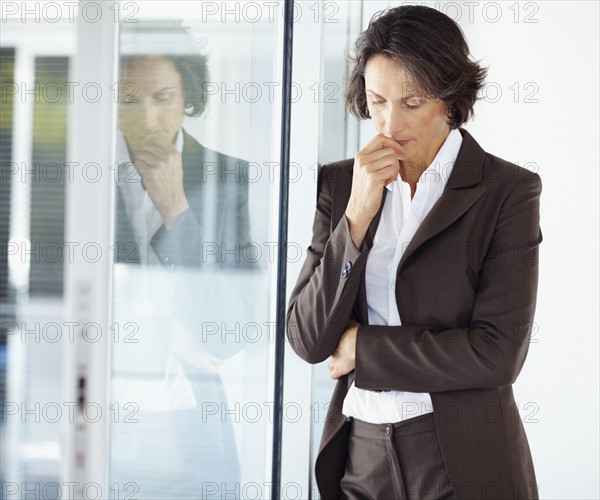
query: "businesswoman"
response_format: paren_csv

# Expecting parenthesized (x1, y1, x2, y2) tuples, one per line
(287, 6, 542, 500)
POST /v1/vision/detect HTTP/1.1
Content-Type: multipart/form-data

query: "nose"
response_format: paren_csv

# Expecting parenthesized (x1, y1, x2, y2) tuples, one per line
(137, 100, 160, 132)
(382, 103, 406, 139)
(123, 98, 159, 137)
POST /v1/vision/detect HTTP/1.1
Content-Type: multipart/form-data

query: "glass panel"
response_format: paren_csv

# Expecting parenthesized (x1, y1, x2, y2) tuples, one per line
(109, 3, 281, 499)
(309, 1, 363, 495)
(0, 49, 14, 306)
(0, 26, 74, 495)
(0, 46, 16, 493)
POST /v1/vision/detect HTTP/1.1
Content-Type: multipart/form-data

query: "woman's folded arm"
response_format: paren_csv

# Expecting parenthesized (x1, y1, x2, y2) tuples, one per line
(286, 164, 371, 364)
(354, 174, 543, 393)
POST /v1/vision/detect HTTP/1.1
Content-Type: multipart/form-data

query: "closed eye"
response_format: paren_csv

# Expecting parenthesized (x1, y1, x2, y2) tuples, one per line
(404, 101, 423, 109)
(154, 93, 174, 102)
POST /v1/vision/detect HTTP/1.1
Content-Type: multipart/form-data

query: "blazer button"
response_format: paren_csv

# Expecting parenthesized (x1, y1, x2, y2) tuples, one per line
(341, 261, 352, 278)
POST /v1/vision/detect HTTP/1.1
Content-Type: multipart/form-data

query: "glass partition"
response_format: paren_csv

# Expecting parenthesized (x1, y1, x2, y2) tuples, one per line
(0, 19, 75, 495)
(306, 3, 362, 494)
(109, 4, 281, 499)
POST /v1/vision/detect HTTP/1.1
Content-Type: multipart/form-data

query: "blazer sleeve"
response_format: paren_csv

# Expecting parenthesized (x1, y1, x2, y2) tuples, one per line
(150, 208, 205, 267)
(354, 173, 543, 393)
(286, 163, 372, 363)
(150, 164, 253, 268)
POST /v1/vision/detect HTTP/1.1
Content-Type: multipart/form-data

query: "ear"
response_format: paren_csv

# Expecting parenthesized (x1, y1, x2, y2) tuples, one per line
(445, 101, 456, 126)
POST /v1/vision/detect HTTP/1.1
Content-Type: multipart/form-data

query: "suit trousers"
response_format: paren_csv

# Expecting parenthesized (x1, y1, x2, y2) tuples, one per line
(340, 412, 456, 500)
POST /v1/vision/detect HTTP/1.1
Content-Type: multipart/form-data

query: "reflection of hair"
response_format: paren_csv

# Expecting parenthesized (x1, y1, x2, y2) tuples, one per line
(120, 21, 210, 118)
(173, 55, 210, 117)
(345, 6, 487, 129)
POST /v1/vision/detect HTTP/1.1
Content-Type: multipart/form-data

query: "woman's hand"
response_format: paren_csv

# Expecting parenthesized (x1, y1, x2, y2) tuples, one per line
(132, 130, 190, 230)
(345, 134, 406, 248)
(329, 321, 360, 380)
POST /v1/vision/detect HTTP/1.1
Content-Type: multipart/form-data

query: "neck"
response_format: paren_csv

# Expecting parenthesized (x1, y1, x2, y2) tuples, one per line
(400, 128, 451, 185)
(399, 160, 426, 186)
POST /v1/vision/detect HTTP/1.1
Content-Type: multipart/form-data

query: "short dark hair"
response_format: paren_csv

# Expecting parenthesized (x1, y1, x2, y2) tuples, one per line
(345, 5, 487, 129)
(120, 55, 209, 118)
(120, 21, 210, 118)
(170, 55, 210, 118)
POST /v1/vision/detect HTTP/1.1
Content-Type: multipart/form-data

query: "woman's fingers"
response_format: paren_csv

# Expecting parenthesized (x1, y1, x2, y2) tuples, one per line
(361, 154, 400, 176)
(329, 360, 341, 380)
(355, 135, 407, 183)
(363, 144, 402, 161)
(345, 133, 409, 243)
(362, 133, 406, 157)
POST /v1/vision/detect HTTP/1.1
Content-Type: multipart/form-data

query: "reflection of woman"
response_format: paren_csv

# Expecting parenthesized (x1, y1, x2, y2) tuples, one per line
(116, 53, 252, 268)
(288, 6, 541, 500)
(111, 24, 252, 500)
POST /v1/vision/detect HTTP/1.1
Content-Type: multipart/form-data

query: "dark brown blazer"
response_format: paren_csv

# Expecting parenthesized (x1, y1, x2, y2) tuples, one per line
(286, 128, 542, 500)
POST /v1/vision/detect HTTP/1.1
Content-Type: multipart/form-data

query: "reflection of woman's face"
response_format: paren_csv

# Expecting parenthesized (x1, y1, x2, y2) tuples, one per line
(364, 54, 450, 170)
(119, 56, 185, 152)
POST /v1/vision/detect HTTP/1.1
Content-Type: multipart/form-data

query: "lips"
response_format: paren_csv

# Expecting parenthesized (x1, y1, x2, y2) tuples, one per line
(396, 139, 411, 146)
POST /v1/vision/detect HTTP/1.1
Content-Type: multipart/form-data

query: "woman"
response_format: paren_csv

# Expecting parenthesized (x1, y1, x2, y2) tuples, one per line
(116, 50, 252, 268)
(287, 6, 542, 500)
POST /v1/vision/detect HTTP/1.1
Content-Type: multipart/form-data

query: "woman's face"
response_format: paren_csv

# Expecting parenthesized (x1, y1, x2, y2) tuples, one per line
(118, 56, 186, 152)
(364, 54, 451, 171)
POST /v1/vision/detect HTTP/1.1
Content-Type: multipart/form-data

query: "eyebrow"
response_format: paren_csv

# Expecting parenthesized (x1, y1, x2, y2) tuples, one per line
(366, 89, 422, 101)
